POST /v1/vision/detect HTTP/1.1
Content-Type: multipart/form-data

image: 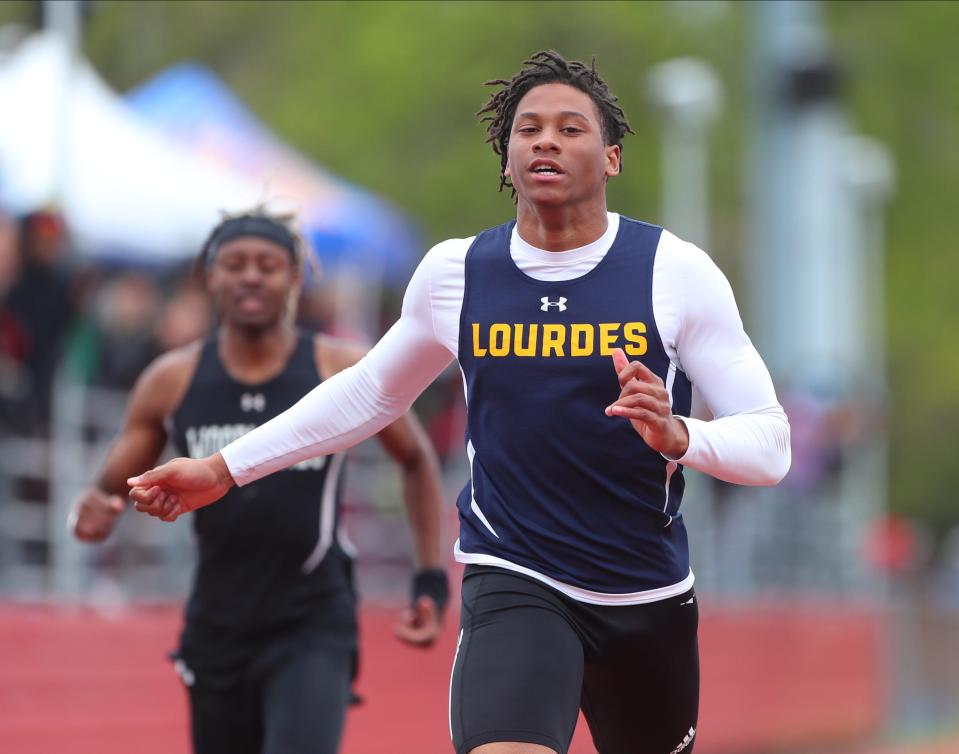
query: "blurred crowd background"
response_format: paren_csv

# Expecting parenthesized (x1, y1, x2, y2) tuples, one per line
(1, 2, 958, 754)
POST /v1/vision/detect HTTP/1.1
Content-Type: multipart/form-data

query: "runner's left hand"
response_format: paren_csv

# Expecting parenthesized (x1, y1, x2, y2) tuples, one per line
(606, 348, 689, 459)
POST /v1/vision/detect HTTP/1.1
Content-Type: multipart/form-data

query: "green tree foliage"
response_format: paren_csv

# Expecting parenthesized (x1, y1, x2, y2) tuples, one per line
(78, 1, 750, 246)
(826, 1, 959, 531)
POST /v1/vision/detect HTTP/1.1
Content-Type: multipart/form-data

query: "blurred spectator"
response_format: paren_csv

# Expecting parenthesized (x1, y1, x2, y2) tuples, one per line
(864, 513, 932, 578)
(935, 525, 959, 611)
(0, 209, 30, 426)
(749, 384, 874, 590)
(5, 210, 79, 431)
(91, 272, 161, 390)
(781, 386, 850, 494)
(0, 210, 19, 291)
(152, 283, 212, 353)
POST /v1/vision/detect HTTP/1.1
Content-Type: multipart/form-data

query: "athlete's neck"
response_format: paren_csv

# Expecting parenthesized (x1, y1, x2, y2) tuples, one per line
(515, 199, 609, 252)
(218, 322, 297, 384)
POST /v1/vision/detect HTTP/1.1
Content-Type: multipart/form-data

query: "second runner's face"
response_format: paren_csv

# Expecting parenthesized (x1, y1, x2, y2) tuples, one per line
(207, 237, 299, 330)
(505, 82, 621, 210)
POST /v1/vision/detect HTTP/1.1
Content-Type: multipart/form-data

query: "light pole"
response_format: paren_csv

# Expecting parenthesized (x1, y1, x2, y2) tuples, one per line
(646, 57, 725, 589)
(43, 0, 85, 602)
(646, 57, 723, 248)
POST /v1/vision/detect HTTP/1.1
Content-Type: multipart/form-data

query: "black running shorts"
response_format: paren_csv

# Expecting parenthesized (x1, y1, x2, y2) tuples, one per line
(450, 565, 700, 754)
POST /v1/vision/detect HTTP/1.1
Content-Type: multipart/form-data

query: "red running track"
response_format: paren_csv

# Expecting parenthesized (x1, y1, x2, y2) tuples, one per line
(0, 599, 885, 754)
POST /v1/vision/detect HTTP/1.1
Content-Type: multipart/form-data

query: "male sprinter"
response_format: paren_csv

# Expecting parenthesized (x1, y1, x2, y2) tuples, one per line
(71, 208, 449, 754)
(128, 53, 790, 754)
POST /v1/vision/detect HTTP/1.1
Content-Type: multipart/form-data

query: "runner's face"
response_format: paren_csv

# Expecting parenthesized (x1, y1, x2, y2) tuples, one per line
(505, 83, 620, 208)
(207, 237, 299, 329)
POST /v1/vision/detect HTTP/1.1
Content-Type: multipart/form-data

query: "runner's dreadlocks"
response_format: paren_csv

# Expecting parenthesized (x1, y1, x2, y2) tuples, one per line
(477, 50, 634, 195)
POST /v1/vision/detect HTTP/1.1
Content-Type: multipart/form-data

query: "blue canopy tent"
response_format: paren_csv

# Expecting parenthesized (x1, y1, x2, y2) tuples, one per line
(125, 63, 420, 285)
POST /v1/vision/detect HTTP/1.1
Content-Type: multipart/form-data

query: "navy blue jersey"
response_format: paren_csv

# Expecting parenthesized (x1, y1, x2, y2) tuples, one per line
(169, 333, 355, 676)
(456, 217, 693, 595)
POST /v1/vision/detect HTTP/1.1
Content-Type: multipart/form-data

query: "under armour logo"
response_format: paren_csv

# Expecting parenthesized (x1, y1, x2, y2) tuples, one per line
(240, 392, 266, 412)
(540, 296, 567, 312)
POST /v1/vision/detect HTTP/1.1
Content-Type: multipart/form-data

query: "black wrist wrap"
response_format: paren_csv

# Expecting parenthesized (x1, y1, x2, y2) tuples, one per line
(412, 568, 449, 614)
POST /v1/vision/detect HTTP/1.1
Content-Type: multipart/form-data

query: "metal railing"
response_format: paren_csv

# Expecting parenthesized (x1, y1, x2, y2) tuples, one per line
(1, 372, 890, 605)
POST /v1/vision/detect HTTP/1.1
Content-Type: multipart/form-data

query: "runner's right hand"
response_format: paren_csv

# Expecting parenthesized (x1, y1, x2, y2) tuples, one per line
(128, 454, 235, 522)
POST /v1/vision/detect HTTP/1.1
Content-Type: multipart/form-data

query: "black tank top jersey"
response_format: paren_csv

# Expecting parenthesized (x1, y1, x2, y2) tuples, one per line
(169, 333, 355, 675)
(457, 217, 693, 595)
